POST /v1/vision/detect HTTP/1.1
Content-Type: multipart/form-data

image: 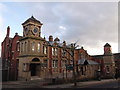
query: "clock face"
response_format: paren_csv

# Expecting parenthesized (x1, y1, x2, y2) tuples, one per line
(33, 27, 38, 34)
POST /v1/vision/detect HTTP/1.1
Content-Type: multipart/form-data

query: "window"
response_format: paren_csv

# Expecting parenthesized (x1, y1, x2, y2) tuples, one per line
(52, 60, 58, 68)
(106, 66, 110, 73)
(43, 46, 47, 54)
(62, 60, 67, 68)
(55, 48, 58, 56)
(32, 42, 35, 52)
(21, 43, 23, 53)
(62, 49, 66, 57)
(25, 42, 27, 53)
(52, 47, 55, 55)
(38, 43, 40, 52)
(23, 63, 27, 71)
(44, 60, 48, 67)
(52, 48, 57, 56)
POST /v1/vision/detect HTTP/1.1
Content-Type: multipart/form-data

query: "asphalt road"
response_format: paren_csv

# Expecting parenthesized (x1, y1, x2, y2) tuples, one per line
(2, 78, 120, 89)
(42, 79, 120, 88)
(79, 79, 120, 88)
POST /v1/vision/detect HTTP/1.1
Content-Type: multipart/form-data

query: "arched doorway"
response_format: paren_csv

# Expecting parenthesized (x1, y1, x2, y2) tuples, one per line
(30, 58, 41, 77)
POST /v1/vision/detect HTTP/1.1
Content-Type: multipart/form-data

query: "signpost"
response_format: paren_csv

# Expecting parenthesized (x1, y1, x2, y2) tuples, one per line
(66, 64, 73, 70)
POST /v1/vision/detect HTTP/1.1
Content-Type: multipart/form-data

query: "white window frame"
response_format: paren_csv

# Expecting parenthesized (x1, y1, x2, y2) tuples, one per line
(38, 43, 40, 52)
(32, 42, 35, 52)
(52, 60, 58, 68)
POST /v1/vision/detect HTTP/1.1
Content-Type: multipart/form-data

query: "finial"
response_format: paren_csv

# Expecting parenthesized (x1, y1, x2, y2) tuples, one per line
(81, 46, 84, 49)
(7, 26, 10, 30)
(44, 35, 46, 40)
(31, 15, 34, 19)
(15, 33, 18, 35)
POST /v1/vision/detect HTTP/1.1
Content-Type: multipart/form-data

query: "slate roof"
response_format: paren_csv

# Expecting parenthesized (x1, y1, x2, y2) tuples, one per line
(113, 53, 120, 60)
(104, 43, 111, 47)
(78, 59, 99, 65)
(22, 16, 42, 25)
(47, 41, 72, 48)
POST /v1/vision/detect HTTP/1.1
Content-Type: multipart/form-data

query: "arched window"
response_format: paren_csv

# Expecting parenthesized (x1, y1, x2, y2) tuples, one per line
(52, 48, 57, 56)
(25, 42, 27, 53)
(21, 43, 23, 53)
(32, 42, 35, 52)
(55, 48, 58, 56)
(38, 43, 40, 52)
(43, 46, 47, 54)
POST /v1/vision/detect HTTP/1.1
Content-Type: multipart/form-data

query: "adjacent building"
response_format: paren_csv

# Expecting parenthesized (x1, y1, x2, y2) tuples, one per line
(91, 43, 116, 78)
(1, 26, 22, 81)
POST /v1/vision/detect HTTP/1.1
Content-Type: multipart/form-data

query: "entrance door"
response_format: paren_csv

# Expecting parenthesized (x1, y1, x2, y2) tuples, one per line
(30, 58, 41, 77)
(30, 64, 36, 76)
(30, 64, 40, 76)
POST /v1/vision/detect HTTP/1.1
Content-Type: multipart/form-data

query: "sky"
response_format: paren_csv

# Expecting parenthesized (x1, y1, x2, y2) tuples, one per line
(0, 2, 118, 56)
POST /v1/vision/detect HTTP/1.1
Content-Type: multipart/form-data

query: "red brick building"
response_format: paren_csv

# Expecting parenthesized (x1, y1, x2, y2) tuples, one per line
(1, 16, 119, 81)
(1, 26, 22, 81)
(91, 43, 117, 78)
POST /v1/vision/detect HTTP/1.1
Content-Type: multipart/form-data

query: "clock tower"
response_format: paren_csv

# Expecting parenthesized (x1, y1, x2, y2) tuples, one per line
(104, 43, 112, 55)
(18, 16, 47, 80)
(22, 16, 43, 38)
(103, 43, 115, 77)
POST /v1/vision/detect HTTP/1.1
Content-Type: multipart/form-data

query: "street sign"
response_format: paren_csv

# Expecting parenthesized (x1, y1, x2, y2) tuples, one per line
(66, 64, 73, 70)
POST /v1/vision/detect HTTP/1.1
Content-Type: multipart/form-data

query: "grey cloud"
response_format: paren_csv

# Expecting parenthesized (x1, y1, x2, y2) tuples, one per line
(24, 2, 118, 53)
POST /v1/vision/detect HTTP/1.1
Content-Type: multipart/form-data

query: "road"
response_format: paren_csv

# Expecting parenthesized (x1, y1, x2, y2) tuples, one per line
(42, 79, 120, 88)
(2, 78, 120, 89)
(79, 79, 120, 88)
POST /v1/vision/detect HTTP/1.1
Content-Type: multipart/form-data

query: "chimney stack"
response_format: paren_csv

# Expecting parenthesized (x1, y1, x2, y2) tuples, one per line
(49, 35, 53, 42)
(15, 33, 18, 35)
(63, 41, 66, 46)
(6, 26, 10, 37)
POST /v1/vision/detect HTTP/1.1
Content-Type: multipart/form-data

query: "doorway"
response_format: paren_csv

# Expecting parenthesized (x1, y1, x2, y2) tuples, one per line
(30, 63, 40, 77)
(30, 58, 41, 77)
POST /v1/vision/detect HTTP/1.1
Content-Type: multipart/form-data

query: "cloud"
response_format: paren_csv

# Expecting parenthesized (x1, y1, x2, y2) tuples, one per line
(0, 2, 118, 56)
(0, 3, 8, 57)
(23, 2, 118, 54)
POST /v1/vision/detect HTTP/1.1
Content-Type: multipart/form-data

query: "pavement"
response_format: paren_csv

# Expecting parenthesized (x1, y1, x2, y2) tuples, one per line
(2, 78, 119, 88)
(2, 78, 49, 88)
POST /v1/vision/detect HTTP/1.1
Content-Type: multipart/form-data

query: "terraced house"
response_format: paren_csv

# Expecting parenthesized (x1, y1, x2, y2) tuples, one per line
(1, 16, 119, 81)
